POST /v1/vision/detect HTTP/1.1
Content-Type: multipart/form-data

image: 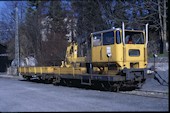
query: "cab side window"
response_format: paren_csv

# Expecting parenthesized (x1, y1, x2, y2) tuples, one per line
(93, 34, 102, 47)
(116, 30, 121, 44)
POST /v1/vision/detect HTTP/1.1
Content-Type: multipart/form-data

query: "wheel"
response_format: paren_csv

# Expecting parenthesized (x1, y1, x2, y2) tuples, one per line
(109, 82, 121, 92)
(25, 76, 31, 81)
(136, 79, 146, 89)
(53, 76, 61, 86)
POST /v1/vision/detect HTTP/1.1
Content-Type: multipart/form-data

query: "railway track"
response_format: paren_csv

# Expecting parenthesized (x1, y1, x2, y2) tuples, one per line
(119, 89, 168, 99)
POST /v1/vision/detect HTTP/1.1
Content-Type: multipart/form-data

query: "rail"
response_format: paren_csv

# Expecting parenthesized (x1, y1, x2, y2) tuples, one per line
(119, 89, 168, 99)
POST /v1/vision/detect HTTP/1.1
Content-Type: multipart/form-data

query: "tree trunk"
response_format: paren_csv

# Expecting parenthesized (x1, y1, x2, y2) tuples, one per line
(158, 0, 164, 54)
(163, 0, 167, 53)
(159, 38, 163, 54)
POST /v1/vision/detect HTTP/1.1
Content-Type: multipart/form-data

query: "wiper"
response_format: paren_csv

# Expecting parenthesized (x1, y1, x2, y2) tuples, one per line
(135, 38, 141, 44)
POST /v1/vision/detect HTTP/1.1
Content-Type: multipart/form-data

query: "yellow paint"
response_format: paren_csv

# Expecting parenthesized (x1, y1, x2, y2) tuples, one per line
(18, 28, 148, 76)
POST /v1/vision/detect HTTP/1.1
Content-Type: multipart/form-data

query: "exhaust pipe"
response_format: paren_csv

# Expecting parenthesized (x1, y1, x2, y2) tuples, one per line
(145, 23, 149, 46)
(122, 22, 125, 45)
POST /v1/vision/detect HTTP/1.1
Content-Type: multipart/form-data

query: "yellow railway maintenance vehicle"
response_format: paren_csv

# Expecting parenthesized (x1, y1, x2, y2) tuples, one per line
(18, 23, 154, 91)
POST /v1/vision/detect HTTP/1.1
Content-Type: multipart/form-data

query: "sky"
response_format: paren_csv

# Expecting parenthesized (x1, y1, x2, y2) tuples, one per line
(0, 1, 7, 43)
(0, 1, 5, 20)
(0, 1, 5, 8)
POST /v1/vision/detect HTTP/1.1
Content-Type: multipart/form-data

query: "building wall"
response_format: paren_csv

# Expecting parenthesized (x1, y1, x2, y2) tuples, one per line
(0, 44, 11, 72)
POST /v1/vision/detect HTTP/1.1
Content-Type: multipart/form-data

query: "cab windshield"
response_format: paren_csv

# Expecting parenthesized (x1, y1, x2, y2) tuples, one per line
(125, 31, 144, 44)
(103, 31, 114, 45)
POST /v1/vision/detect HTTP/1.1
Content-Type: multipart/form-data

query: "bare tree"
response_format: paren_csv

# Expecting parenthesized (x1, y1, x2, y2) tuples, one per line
(151, 0, 168, 53)
(23, 0, 68, 65)
(100, 0, 168, 54)
(1, 1, 29, 60)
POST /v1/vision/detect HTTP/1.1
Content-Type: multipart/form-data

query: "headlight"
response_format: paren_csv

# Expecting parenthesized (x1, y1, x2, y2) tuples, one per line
(147, 70, 154, 74)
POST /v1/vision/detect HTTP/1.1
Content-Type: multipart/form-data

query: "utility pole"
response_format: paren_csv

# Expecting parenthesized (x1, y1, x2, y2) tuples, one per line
(15, 3, 19, 71)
